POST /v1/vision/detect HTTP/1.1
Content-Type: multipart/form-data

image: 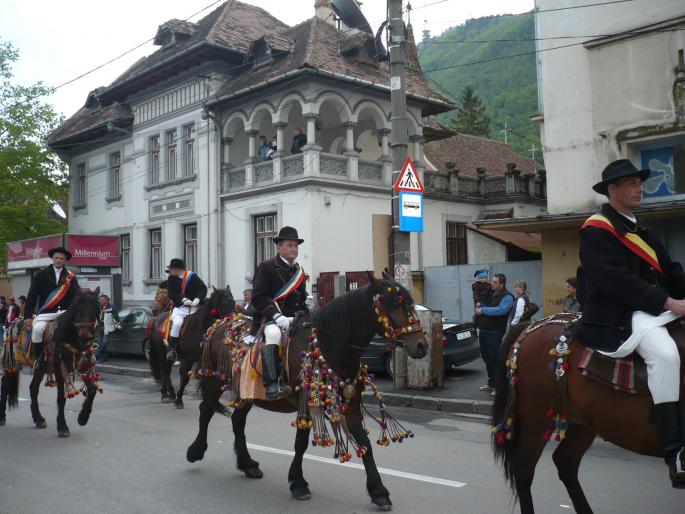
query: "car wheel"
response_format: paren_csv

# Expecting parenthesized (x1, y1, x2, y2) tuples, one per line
(385, 353, 394, 378)
(143, 340, 151, 362)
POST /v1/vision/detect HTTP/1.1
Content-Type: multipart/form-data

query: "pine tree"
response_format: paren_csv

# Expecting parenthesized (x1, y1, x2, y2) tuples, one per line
(449, 86, 491, 137)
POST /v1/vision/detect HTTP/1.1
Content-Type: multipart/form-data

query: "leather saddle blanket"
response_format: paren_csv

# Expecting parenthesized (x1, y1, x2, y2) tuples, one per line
(7, 320, 57, 367)
(578, 323, 685, 395)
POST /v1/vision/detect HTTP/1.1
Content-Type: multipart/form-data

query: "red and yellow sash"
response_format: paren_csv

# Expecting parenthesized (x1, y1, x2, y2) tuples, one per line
(38, 271, 76, 313)
(581, 214, 662, 274)
(180, 270, 195, 297)
(274, 265, 305, 303)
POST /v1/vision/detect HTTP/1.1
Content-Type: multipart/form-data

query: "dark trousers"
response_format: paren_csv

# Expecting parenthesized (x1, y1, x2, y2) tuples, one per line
(95, 327, 108, 362)
(479, 329, 505, 387)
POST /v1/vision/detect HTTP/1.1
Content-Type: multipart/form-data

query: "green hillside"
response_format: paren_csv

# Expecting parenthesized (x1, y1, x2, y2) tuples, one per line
(418, 13, 540, 161)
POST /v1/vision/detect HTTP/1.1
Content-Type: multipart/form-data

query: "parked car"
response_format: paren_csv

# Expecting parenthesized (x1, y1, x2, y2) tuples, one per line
(360, 305, 480, 377)
(105, 305, 154, 361)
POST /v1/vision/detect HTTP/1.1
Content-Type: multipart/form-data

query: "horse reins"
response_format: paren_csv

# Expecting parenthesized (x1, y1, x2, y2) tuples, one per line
(372, 292, 422, 350)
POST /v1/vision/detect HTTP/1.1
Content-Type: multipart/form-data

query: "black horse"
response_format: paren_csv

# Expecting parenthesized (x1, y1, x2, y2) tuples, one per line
(186, 272, 427, 510)
(148, 286, 235, 408)
(0, 288, 101, 437)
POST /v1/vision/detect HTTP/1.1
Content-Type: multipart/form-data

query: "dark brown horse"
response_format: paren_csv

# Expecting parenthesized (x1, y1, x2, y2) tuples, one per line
(148, 286, 235, 408)
(186, 272, 427, 510)
(492, 314, 685, 513)
(0, 288, 101, 437)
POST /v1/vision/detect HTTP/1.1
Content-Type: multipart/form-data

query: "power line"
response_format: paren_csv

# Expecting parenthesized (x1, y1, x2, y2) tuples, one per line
(419, 28, 683, 44)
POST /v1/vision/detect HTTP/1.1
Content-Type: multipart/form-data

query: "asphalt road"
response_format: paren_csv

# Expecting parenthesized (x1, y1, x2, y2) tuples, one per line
(0, 372, 682, 514)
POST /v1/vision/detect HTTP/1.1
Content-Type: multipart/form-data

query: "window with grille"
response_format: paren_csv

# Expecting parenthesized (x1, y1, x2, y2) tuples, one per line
(150, 135, 160, 184)
(184, 125, 195, 176)
(184, 224, 198, 272)
(167, 129, 177, 180)
(109, 151, 121, 199)
(446, 222, 467, 265)
(150, 229, 162, 279)
(254, 213, 277, 270)
(75, 163, 86, 207)
(121, 234, 131, 284)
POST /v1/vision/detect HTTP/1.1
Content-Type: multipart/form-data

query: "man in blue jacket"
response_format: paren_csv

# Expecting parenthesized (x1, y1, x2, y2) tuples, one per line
(475, 273, 513, 395)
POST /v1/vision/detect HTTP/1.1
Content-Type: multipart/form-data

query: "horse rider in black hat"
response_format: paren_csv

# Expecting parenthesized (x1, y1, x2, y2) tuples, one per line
(576, 158, 685, 487)
(248, 226, 308, 399)
(165, 258, 207, 362)
(23, 247, 81, 359)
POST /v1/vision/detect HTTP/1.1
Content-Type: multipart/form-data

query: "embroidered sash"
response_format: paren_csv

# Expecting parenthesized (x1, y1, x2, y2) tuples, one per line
(38, 271, 75, 313)
(274, 265, 305, 303)
(180, 270, 195, 298)
(581, 214, 663, 274)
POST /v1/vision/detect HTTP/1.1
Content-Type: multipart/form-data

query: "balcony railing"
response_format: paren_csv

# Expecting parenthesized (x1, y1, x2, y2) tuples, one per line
(423, 165, 546, 200)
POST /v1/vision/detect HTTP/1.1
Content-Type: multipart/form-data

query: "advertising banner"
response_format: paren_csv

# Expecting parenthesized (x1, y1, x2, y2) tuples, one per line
(7, 235, 64, 270)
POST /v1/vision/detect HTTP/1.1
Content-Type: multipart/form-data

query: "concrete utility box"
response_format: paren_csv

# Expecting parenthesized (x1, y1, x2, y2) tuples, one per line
(407, 309, 444, 389)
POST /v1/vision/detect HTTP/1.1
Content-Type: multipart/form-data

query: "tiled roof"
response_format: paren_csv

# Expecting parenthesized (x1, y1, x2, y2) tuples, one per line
(467, 225, 542, 253)
(153, 19, 198, 45)
(423, 133, 538, 177)
(47, 102, 133, 147)
(210, 16, 454, 114)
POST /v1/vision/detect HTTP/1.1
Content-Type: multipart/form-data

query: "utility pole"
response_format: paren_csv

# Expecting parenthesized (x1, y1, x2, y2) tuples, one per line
(389, 0, 410, 387)
(500, 122, 511, 144)
(529, 143, 539, 173)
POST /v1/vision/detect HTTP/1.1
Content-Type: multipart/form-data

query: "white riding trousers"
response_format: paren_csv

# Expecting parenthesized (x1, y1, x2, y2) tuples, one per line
(599, 310, 680, 404)
(31, 311, 66, 343)
(170, 305, 198, 338)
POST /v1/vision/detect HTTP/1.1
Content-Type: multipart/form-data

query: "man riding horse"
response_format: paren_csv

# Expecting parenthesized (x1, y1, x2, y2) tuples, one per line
(577, 159, 685, 487)
(248, 226, 308, 399)
(23, 246, 81, 361)
(165, 258, 207, 363)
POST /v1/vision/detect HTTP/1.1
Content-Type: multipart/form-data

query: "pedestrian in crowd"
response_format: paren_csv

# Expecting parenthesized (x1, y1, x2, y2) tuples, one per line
(17, 295, 27, 318)
(563, 276, 581, 313)
(6, 296, 20, 325)
(291, 127, 307, 154)
(266, 135, 277, 159)
(475, 273, 514, 396)
(241, 288, 255, 316)
(0, 296, 7, 347)
(95, 294, 121, 363)
(257, 135, 271, 161)
(507, 280, 530, 328)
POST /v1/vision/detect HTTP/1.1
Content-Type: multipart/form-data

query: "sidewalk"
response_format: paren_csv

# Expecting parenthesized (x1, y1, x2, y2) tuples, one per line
(96, 354, 494, 423)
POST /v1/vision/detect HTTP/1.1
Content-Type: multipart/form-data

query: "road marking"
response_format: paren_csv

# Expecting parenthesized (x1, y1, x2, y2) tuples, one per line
(246, 443, 467, 488)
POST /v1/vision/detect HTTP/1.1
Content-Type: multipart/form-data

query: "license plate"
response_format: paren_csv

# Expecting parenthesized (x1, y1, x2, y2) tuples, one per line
(456, 331, 471, 341)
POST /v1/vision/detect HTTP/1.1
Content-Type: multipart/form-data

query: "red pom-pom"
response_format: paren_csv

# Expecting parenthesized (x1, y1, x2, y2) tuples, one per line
(543, 430, 552, 441)
(562, 362, 570, 371)
(210, 309, 219, 317)
(512, 375, 520, 384)
(546, 408, 553, 418)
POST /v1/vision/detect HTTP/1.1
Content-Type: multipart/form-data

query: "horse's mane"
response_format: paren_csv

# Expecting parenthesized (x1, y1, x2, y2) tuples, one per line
(314, 285, 375, 347)
(53, 289, 99, 345)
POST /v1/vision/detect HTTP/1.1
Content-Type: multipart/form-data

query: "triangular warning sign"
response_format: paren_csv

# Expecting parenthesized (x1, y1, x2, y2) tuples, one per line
(394, 157, 425, 193)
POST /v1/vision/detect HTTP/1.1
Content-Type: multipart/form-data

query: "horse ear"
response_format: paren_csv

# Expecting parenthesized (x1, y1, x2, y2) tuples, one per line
(381, 267, 393, 281)
(94, 287, 101, 296)
(225, 284, 232, 296)
(367, 270, 382, 291)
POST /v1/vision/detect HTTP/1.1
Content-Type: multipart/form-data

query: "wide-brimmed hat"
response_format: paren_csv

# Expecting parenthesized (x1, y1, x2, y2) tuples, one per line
(48, 246, 72, 260)
(165, 258, 186, 272)
(592, 159, 651, 196)
(273, 226, 304, 244)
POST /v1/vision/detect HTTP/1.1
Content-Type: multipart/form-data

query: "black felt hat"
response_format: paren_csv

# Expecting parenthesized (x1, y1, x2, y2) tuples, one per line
(273, 226, 304, 244)
(592, 159, 651, 196)
(165, 258, 186, 272)
(48, 246, 72, 261)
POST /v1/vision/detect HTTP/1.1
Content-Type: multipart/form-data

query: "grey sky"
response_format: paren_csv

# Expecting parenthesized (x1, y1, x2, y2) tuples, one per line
(0, 0, 533, 118)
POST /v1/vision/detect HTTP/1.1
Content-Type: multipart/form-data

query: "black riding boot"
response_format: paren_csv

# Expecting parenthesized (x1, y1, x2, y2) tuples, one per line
(167, 337, 180, 363)
(262, 344, 287, 399)
(654, 402, 685, 488)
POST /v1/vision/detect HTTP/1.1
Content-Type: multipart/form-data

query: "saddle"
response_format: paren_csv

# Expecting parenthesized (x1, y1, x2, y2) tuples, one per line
(4, 320, 57, 368)
(579, 321, 685, 395)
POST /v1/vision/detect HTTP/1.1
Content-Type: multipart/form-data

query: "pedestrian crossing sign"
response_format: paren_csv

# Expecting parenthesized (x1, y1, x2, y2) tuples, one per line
(394, 157, 425, 193)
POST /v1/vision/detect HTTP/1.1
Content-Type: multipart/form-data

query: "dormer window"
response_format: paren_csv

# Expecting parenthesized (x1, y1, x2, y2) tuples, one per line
(153, 19, 197, 48)
(246, 35, 292, 68)
(254, 43, 273, 66)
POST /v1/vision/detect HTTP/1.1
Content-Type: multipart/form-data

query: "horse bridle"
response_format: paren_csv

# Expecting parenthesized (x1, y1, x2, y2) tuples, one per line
(372, 292, 423, 350)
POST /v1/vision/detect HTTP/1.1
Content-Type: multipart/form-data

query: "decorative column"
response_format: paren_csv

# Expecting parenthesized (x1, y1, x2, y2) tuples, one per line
(505, 162, 516, 195)
(246, 130, 258, 162)
(221, 137, 233, 168)
(409, 135, 423, 166)
(378, 128, 391, 160)
(446, 162, 459, 195)
(304, 114, 318, 147)
(273, 122, 287, 157)
(343, 121, 357, 154)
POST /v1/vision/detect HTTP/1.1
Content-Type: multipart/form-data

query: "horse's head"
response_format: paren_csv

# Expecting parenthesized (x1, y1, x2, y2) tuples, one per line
(208, 285, 236, 319)
(71, 287, 101, 345)
(155, 287, 171, 311)
(367, 271, 427, 359)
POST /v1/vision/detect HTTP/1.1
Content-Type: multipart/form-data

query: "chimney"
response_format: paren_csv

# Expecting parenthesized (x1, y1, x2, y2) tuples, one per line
(315, 0, 337, 27)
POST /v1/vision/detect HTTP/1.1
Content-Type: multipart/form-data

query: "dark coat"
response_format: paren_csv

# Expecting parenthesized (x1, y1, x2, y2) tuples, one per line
(24, 265, 81, 318)
(167, 273, 207, 307)
(576, 204, 685, 352)
(250, 256, 307, 334)
(6, 304, 20, 324)
(291, 133, 307, 154)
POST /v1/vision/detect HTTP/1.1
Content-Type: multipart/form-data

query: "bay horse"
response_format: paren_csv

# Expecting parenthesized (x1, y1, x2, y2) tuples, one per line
(491, 313, 685, 513)
(148, 286, 235, 408)
(0, 288, 101, 437)
(186, 272, 427, 510)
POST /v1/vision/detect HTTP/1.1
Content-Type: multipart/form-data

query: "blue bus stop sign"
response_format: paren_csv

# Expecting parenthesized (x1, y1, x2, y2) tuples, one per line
(399, 191, 424, 232)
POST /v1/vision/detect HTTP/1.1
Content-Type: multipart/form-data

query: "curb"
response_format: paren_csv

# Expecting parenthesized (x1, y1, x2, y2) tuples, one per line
(98, 364, 494, 421)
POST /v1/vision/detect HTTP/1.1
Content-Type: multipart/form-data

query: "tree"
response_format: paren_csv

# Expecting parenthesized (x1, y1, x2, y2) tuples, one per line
(449, 86, 491, 137)
(0, 39, 68, 274)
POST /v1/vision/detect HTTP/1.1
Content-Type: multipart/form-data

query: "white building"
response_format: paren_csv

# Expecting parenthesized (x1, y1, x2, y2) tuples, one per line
(49, 0, 546, 306)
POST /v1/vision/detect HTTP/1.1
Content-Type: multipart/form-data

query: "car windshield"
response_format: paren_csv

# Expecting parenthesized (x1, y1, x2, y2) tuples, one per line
(119, 308, 146, 325)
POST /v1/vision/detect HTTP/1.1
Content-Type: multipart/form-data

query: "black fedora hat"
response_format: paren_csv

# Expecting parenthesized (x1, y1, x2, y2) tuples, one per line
(48, 246, 72, 261)
(273, 226, 304, 245)
(592, 159, 651, 196)
(165, 258, 186, 273)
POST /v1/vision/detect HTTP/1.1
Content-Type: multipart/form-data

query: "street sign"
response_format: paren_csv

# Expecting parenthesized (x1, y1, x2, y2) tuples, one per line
(399, 191, 424, 232)
(393, 157, 425, 193)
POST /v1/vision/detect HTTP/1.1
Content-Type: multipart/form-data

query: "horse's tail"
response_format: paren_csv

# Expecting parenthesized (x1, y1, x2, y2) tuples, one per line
(491, 322, 530, 492)
(4, 371, 20, 410)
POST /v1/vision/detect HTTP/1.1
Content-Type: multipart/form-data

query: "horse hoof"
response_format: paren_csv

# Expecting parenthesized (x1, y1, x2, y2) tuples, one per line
(35, 420, 47, 429)
(161, 397, 171, 404)
(174, 401, 184, 410)
(290, 486, 311, 500)
(58, 428, 70, 438)
(371, 496, 392, 511)
(0, 417, 5, 426)
(186, 444, 207, 463)
(243, 466, 263, 479)
(77, 412, 90, 426)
